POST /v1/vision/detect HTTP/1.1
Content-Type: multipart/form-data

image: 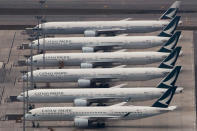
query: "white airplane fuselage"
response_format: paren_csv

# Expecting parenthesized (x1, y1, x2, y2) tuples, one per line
(25, 106, 176, 121)
(29, 52, 169, 67)
(23, 68, 171, 83)
(18, 88, 182, 103)
(31, 36, 169, 50)
(35, 20, 169, 35)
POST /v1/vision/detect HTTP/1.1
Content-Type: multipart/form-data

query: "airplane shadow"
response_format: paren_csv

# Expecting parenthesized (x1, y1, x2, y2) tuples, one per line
(26, 124, 190, 129)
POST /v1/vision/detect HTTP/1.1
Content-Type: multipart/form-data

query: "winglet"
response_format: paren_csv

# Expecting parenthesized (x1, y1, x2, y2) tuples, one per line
(111, 83, 128, 88)
(157, 66, 181, 88)
(111, 102, 127, 106)
(158, 47, 181, 69)
(152, 85, 177, 108)
(113, 65, 127, 68)
(160, 1, 181, 20)
(158, 31, 181, 53)
(158, 16, 181, 37)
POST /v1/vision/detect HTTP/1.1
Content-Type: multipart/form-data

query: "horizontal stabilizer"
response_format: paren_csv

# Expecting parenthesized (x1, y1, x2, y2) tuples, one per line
(158, 16, 181, 37)
(157, 66, 181, 88)
(160, 1, 181, 20)
(152, 85, 177, 108)
(158, 47, 181, 69)
(158, 31, 181, 53)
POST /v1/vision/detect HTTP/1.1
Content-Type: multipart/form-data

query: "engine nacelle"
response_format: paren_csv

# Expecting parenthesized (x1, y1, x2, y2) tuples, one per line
(84, 30, 97, 37)
(74, 99, 89, 106)
(78, 79, 91, 88)
(82, 47, 94, 53)
(74, 118, 89, 128)
(80, 63, 93, 68)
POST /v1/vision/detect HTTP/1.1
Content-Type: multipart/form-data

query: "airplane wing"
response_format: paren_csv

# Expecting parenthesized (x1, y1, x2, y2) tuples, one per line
(83, 59, 121, 67)
(110, 102, 128, 106)
(120, 18, 132, 21)
(113, 65, 127, 68)
(110, 83, 128, 88)
(82, 95, 129, 105)
(114, 49, 127, 52)
(85, 97, 123, 103)
(84, 77, 119, 83)
(97, 28, 126, 35)
(77, 115, 121, 121)
(82, 41, 125, 52)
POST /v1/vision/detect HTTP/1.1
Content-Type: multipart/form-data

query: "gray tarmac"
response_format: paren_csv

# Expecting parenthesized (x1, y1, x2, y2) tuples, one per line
(0, 0, 197, 11)
(0, 0, 196, 131)
(0, 30, 195, 131)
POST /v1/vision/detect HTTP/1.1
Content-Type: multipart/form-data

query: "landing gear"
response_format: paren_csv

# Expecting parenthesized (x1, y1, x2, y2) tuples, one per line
(32, 121, 35, 128)
(98, 83, 110, 88)
(33, 84, 37, 89)
(97, 103, 107, 106)
(90, 82, 96, 88)
(97, 122, 105, 127)
(46, 83, 50, 87)
(32, 121, 40, 128)
(28, 104, 35, 110)
(58, 61, 64, 69)
(39, 50, 44, 54)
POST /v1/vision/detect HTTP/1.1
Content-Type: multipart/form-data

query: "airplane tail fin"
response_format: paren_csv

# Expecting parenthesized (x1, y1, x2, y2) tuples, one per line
(158, 31, 181, 53)
(157, 66, 181, 88)
(158, 16, 181, 37)
(158, 47, 181, 69)
(160, 1, 181, 20)
(152, 85, 177, 108)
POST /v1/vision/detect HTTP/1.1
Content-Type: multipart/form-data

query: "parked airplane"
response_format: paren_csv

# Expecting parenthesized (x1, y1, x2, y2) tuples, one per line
(29, 1, 181, 36)
(25, 83, 178, 128)
(29, 18, 181, 53)
(26, 45, 181, 68)
(22, 48, 181, 88)
(17, 66, 182, 106)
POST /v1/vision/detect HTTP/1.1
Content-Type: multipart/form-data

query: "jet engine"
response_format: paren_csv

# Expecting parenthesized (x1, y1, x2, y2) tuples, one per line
(84, 30, 98, 37)
(80, 63, 93, 68)
(78, 79, 91, 88)
(82, 47, 94, 53)
(74, 118, 89, 128)
(74, 99, 89, 106)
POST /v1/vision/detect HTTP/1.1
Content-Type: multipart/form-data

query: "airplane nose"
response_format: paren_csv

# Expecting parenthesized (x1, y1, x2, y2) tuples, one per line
(175, 87, 184, 94)
(22, 74, 28, 81)
(25, 59, 30, 65)
(17, 95, 23, 101)
(25, 114, 31, 120)
(178, 21, 183, 26)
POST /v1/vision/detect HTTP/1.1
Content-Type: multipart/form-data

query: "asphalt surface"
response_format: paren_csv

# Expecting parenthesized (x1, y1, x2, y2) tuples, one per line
(194, 31, 197, 121)
(0, 0, 197, 11)
(0, 0, 196, 131)
(0, 30, 195, 131)
(0, 13, 196, 30)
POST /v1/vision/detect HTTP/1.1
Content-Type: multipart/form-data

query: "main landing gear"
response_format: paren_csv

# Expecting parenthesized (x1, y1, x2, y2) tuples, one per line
(32, 121, 40, 128)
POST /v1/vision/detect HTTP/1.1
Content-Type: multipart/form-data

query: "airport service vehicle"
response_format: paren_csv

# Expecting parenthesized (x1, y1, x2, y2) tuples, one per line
(25, 84, 178, 128)
(22, 50, 181, 88)
(17, 66, 183, 106)
(29, 1, 181, 36)
(29, 17, 181, 52)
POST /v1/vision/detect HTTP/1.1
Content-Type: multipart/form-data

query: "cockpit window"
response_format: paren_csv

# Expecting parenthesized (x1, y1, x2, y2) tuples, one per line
(33, 60, 37, 63)
(20, 93, 24, 96)
(27, 112, 32, 114)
